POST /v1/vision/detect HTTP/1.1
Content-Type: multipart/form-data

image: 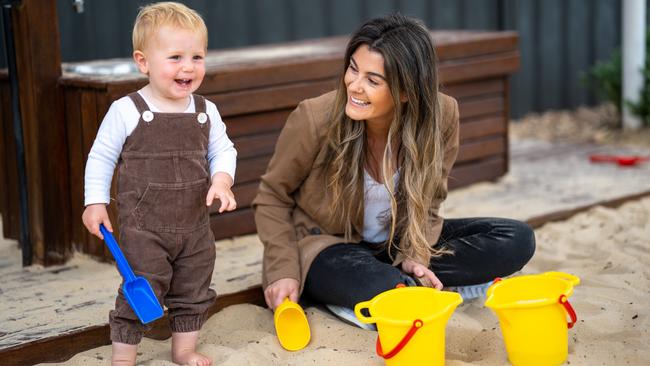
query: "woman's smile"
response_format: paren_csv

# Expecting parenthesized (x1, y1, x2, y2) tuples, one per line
(349, 95, 370, 107)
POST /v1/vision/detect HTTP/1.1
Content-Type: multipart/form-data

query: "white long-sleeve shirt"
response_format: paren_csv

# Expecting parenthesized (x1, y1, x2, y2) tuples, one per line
(84, 91, 237, 206)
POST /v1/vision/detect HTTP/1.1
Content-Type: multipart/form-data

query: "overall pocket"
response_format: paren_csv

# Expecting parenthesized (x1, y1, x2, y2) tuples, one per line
(133, 178, 209, 233)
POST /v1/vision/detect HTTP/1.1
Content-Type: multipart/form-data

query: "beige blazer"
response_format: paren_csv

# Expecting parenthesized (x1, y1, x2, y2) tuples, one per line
(252, 90, 459, 292)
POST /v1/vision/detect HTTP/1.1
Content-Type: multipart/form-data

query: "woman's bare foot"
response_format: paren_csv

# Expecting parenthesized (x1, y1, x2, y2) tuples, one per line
(171, 331, 212, 366)
(112, 342, 137, 366)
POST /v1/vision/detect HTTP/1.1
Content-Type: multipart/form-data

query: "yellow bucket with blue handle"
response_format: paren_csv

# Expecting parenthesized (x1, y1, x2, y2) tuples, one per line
(484, 271, 580, 366)
(354, 286, 462, 366)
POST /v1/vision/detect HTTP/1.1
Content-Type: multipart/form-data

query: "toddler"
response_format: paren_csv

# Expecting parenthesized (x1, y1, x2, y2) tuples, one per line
(82, 2, 236, 365)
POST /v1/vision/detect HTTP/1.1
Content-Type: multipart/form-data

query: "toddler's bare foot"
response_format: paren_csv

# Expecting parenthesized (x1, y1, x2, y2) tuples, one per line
(172, 331, 212, 366)
(112, 342, 137, 366)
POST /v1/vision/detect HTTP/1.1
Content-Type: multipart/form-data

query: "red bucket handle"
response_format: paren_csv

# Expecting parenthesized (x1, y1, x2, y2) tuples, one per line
(376, 319, 423, 359)
(559, 295, 577, 329)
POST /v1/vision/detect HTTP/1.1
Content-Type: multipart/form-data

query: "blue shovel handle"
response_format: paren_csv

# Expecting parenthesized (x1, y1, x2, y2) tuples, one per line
(99, 224, 136, 282)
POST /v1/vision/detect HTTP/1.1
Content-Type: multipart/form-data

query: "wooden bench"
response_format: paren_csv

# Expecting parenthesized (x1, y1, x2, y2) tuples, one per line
(0, 31, 519, 261)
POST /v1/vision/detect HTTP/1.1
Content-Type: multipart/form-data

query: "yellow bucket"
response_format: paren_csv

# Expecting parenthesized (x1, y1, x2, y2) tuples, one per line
(354, 286, 463, 366)
(484, 271, 580, 366)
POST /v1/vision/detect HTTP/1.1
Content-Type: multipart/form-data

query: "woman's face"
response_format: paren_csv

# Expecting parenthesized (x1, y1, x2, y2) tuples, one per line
(344, 44, 395, 126)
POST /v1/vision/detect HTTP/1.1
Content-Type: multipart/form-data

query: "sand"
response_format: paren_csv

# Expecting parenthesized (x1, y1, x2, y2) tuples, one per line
(23, 105, 650, 365)
(48, 195, 650, 365)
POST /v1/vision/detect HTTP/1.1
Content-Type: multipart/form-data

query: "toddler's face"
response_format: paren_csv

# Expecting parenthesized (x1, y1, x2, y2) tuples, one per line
(138, 25, 206, 103)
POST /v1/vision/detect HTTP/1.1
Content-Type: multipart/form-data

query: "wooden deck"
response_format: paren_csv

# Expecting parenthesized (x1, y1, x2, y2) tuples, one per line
(1, 138, 650, 365)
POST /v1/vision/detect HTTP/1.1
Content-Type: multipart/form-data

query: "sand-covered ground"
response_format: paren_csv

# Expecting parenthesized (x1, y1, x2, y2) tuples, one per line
(46, 106, 650, 365)
(51, 197, 650, 365)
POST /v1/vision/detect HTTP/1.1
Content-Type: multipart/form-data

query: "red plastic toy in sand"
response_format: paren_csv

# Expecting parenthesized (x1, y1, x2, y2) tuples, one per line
(589, 154, 650, 166)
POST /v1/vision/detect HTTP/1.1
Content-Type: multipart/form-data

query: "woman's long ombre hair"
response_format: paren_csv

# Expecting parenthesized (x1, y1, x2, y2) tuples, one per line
(323, 13, 447, 265)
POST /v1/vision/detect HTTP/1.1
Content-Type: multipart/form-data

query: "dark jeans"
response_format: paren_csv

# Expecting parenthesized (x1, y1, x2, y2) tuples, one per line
(303, 217, 535, 309)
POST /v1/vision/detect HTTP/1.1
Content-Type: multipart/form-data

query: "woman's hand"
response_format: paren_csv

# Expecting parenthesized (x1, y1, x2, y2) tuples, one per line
(264, 278, 300, 310)
(401, 259, 443, 289)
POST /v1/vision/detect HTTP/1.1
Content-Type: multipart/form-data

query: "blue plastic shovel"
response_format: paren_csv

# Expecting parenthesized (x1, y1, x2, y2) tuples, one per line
(100, 224, 164, 324)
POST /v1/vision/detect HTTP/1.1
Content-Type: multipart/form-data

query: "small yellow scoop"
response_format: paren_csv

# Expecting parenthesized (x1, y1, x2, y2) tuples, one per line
(274, 298, 311, 351)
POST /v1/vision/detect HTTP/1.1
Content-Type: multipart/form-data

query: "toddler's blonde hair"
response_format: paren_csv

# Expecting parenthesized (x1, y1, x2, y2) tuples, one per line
(132, 2, 208, 51)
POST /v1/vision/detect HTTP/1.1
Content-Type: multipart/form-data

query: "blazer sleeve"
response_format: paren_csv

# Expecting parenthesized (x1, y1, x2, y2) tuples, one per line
(252, 100, 323, 288)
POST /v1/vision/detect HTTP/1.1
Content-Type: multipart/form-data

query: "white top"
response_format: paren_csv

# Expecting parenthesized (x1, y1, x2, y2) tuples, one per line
(362, 170, 398, 243)
(84, 91, 237, 206)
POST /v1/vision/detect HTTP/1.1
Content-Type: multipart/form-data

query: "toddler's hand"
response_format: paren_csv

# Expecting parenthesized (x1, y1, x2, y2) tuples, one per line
(206, 172, 236, 213)
(82, 204, 112, 240)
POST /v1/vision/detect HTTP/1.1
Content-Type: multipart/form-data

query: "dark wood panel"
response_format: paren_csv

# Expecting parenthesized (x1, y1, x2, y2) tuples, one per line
(435, 32, 519, 60)
(208, 78, 337, 116)
(210, 208, 256, 240)
(458, 96, 504, 119)
(236, 155, 272, 184)
(0, 86, 7, 216)
(208, 181, 259, 214)
(0, 83, 19, 240)
(12, 0, 71, 265)
(232, 182, 260, 210)
(80, 90, 99, 163)
(526, 190, 650, 229)
(201, 56, 342, 95)
(78, 90, 102, 258)
(0, 110, 4, 219)
(223, 109, 293, 138)
(94, 91, 116, 261)
(64, 88, 86, 253)
(233, 131, 280, 159)
(0, 325, 111, 366)
(459, 115, 507, 142)
(442, 78, 504, 100)
(457, 136, 507, 163)
(439, 51, 520, 84)
(449, 156, 506, 189)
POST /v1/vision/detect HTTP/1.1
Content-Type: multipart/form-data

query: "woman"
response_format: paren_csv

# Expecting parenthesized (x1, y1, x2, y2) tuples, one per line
(253, 14, 535, 319)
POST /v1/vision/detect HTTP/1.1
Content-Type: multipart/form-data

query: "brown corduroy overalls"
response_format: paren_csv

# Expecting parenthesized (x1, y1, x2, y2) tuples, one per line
(109, 92, 217, 344)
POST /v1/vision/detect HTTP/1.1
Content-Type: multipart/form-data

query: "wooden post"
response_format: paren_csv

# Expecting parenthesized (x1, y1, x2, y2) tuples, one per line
(10, 0, 71, 265)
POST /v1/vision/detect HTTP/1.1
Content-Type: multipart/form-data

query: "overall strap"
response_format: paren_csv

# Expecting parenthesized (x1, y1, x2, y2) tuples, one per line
(127, 92, 150, 114)
(194, 95, 207, 113)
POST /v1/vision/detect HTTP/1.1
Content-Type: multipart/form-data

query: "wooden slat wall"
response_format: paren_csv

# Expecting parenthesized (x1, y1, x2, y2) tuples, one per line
(0, 82, 19, 240)
(2, 31, 518, 260)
